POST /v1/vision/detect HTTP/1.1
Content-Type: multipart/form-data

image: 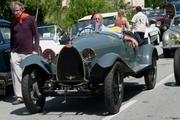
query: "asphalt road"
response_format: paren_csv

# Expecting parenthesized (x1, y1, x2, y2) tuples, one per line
(0, 45, 179, 120)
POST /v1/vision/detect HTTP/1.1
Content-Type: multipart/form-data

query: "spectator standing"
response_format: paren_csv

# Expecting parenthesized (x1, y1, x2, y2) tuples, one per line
(131, 6, 149, 44)
(10, 1, 39, 105)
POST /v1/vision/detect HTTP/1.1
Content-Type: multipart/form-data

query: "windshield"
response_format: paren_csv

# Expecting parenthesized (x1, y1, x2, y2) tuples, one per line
(71, 16, 115, 36)
(38, 26, 55, 40)
(143, 9, 166, 17)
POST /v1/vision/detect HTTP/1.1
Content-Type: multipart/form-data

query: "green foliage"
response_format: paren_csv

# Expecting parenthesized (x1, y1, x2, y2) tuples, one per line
(0, 0, 13, 21)
(60, 0, 116, 31)
(0, 0, 165, 31)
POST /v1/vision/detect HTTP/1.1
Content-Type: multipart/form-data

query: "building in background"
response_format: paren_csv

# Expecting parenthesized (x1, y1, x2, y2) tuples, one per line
(125, 0, 144, 8)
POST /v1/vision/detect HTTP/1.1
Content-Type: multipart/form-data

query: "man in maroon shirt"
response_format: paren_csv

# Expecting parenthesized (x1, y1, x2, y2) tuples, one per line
(10, 1, 39, 105)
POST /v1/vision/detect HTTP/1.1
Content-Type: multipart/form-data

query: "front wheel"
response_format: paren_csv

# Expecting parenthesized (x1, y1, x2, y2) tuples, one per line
(104, 61, 124, 114)
(22, 69, 46, 114)
(144, 54, 157, 90)
(174, 48, 180, 86)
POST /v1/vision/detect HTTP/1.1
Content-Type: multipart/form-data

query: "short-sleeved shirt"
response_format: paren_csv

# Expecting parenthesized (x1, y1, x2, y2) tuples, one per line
(131, 12, 149, 33)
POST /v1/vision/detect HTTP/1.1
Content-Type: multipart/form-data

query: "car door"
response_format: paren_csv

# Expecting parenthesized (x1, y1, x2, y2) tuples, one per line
(0, 26, 11, 72)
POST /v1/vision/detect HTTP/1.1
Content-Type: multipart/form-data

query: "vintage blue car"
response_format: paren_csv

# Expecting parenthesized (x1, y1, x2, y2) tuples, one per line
(0, 19, 11, 95)
(21, 30, 158, 114)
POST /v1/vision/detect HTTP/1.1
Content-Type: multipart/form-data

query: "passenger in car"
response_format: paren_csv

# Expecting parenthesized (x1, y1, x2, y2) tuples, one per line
(80, 13, 138, 48)
(115, 9, 129, 31)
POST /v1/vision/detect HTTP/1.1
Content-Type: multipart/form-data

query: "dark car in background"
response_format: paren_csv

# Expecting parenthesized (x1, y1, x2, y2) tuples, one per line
(143, 8, 171, 38)
(0, 19, 11, 95)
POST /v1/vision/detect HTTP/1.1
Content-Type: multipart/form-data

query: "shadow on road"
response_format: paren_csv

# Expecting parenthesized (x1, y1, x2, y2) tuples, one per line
(9, 80, 148, 117)
(164, 82, 179, 87)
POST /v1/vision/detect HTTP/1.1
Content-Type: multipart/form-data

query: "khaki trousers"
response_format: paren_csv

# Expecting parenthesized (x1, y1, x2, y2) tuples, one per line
(10, 52, 30, 98)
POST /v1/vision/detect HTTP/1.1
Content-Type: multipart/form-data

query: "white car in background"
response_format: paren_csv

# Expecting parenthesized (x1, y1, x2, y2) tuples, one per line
(144, 19, 161, 45)
(38, 25, 67, 58)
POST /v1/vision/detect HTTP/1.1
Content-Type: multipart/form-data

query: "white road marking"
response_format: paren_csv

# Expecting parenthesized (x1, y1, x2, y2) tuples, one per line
(155, 73, 174, 88)
(102, 73, 174, 120)
(102, 100, 137, 120)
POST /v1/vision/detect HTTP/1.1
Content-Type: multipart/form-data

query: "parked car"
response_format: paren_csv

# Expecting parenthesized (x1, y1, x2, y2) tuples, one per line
(162, 14, 180, 57)
(38, 25, 68, 56)
(20, 29, 158, 114)
(174, 48, 180, 85)
(0, 19, 11, 95)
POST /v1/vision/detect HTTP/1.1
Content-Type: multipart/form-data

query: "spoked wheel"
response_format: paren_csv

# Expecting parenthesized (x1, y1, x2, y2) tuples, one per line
(22, 69, 46, 114)
(144, 54, 157, 90)
(104, 61, 124, 114)
(174, 48, 180, 86)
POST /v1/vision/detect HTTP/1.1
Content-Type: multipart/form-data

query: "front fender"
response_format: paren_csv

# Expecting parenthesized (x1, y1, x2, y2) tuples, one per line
(21, 55, 51, 74)
(97, 53, 121, 68)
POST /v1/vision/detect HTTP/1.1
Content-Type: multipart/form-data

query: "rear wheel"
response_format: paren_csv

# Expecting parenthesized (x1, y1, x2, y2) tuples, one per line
(174, 48, 180, 86)
(22, 69, 46, 114)
(144, 54, 157, 90)
(104, 61, 124, 114)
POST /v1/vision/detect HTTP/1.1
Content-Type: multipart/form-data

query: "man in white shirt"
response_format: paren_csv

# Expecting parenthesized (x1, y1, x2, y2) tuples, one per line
(131, 6, 149, 44)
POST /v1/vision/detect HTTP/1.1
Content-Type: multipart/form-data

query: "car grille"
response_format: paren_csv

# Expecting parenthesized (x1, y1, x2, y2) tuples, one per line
(56, 47, 85, 85)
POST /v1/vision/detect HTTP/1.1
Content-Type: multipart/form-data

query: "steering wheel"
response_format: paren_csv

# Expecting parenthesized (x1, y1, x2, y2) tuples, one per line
(76, 27, 95, 37)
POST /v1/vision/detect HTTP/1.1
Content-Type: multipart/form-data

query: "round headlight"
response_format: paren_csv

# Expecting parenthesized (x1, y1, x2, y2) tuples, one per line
(42, 49, 55, 60)
(82, 48, 96, 61)
(169, 33, 178, 41)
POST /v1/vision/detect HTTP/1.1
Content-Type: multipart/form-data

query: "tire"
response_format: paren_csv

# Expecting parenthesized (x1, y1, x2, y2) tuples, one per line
(144, 54, 157, 90)
(104, 61, 124, 114)
(174, 48, 180, 86)
(22, 69, 46, 114)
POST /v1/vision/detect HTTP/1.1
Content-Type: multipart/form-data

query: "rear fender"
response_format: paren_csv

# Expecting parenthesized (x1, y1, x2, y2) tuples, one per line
(140, 45, 158, 64)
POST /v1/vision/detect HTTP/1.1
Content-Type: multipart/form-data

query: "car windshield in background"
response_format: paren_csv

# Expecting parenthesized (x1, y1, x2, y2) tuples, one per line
(38, 26, 55, 40)
(173, 16, 180, 26)
(0, 27, 10, 44)
(71, 16, 115, 36)
(143, 9, 166, 17)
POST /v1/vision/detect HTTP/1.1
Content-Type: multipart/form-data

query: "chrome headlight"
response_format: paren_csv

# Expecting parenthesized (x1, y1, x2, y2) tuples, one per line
(82, 48, 96, 61)
(169, 33, 179, 41)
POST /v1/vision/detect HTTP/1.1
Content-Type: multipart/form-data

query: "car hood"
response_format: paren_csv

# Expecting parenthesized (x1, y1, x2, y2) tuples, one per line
(39, 40, 65, 55)
(72, 32, 123, 52)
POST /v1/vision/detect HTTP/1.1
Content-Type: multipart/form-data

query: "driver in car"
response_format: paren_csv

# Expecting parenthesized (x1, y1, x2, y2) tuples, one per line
(81, 13, 139, 48)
